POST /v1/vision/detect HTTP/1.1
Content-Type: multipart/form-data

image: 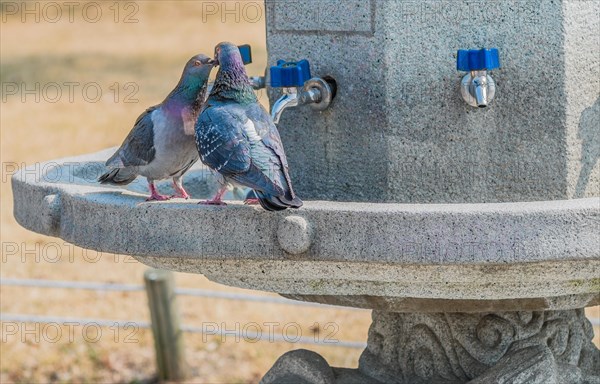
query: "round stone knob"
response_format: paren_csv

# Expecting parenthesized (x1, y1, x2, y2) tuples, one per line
(277, 215, 313, 255)
(41, 194, 61, 236)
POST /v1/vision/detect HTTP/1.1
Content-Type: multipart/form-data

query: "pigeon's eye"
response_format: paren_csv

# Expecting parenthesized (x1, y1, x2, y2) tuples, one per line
(193, 60, 202, 66)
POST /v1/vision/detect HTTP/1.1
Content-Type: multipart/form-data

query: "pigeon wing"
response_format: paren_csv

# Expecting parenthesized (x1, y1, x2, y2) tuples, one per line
(246, 103, 297, 198)
(196, 105, 283, 196)
(106, 106, 157, 168)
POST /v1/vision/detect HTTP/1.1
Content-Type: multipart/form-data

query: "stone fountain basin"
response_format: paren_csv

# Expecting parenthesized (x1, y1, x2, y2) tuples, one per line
(12, 149, 600, 313)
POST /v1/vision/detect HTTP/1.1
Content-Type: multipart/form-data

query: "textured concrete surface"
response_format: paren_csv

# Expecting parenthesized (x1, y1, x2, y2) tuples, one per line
(11, 150, 600, 311)
(265, 0, 600, 203)
(140, 256, 599, 312)
(359, 310, 599, 383)
(258, 1, 600, 381)
(260, 349, 337, 384)
(261, 310, 600, 383)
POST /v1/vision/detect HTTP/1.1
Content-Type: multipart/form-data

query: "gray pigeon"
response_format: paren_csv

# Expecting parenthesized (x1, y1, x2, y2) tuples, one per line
(99, 54, 214, 200)
(195, 42, 302, 211)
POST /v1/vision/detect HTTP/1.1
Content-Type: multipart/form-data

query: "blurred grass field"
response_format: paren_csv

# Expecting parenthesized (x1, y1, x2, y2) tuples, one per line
(0, 1, 369, 382)
(0, 1, 598, 383)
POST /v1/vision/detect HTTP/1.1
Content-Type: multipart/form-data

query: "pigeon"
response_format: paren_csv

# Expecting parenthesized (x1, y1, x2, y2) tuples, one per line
(98, 54, 215, 201)
(195, 42, 302, 211)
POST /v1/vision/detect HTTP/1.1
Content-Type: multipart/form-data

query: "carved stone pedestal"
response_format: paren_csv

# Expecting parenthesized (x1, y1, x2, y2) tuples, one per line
(262, 310, 600, 384)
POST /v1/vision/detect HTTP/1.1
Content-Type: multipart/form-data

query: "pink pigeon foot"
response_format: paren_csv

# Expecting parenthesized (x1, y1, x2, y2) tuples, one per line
(146, 182, 170, 201)
(198, 186, 227, 206)
(171, 191, 190, 199)
(171, 182, 190, 199)
(146, 192, 170, 201)
(244, 198, 260, 205)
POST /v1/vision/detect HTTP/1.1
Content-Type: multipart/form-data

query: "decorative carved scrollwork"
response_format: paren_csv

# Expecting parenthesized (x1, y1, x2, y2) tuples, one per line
(259, 309, 600, 384)
(358, 309, 599, 383)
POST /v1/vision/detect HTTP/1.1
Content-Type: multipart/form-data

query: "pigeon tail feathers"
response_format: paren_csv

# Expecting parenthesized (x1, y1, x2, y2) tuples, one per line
(255, 191, 303, 212)
(105, 153, 125, 168)
(98, 168, 138, 185)
(228, 163, 284, 197)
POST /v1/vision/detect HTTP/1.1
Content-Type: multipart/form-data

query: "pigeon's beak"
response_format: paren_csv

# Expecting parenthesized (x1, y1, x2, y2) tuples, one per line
(213, 47, 221, 66)
(209, 58, 218, 66)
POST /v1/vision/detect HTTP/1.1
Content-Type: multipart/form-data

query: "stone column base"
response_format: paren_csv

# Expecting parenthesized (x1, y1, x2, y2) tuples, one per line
(261, 309, 600, 384)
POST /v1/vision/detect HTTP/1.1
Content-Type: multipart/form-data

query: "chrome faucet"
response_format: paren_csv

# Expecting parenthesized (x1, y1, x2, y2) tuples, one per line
(272, 87, 300, 124)
(269, 60, 335, 124)
(461, 70, 496, 108)
(457, 48, 500, 108)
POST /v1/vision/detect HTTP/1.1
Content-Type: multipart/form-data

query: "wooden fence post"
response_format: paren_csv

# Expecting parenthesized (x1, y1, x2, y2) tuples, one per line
(144, 268, 187, 381)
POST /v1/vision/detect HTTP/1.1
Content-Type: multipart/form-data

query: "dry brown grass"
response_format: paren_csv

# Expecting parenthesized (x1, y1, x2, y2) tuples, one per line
(0, 1, 597, 383)
(0, 2, 368, 383)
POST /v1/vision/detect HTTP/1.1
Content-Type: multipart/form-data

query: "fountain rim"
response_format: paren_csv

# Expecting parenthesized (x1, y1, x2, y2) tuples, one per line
(10, 148, 600, 311)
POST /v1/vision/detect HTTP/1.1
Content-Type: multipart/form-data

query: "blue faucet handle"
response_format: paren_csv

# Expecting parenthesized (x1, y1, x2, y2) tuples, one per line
(270, 59, 312, 88)
(238, 44, 252, 65)
(457, 48, 500, 71)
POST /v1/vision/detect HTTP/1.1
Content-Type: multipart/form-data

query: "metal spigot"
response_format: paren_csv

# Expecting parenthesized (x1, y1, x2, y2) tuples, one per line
(269, 59, 335, 124)
(457, 48, 500, 108)
(271, 87, 300, 124)
(461, 70, 495, 108)
(249, 75, 266, 90)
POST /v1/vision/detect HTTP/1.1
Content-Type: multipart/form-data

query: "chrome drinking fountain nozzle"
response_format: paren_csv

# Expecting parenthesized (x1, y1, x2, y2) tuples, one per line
(457, 48, 500, 108)
(269, 59, 335, 124)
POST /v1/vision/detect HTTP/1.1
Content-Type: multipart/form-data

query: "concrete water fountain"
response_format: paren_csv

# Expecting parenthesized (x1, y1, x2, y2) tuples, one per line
(12, 1, 600, 383)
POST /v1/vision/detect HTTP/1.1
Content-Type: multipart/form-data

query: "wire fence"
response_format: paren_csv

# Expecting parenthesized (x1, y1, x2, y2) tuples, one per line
(0, 276, 369, 349)
(0, 277, 363, 309)
(2, 274, 598, 380)
(2, 277, 598, 328)
(0, 312, 367, 349)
